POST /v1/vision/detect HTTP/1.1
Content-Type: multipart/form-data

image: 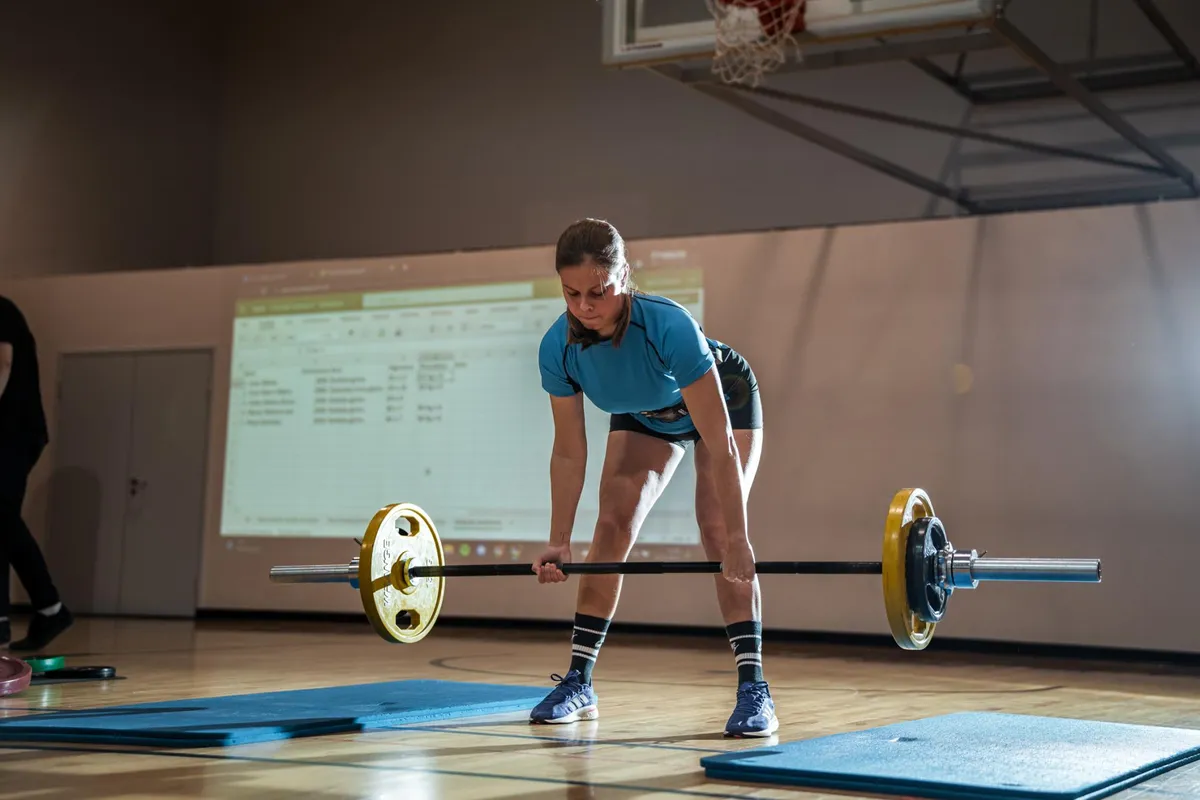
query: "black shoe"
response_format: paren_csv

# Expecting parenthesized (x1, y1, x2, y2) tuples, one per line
(0, 619, 9, 650)
(11, 606, 74, 653)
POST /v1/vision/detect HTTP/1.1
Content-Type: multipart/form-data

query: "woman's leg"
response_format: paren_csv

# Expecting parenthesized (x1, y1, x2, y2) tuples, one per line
(695, 427, 777, 737)
(1, 442, 70, 651)
(530, 428, 686, 724)
(694, 428, 763, 625)
(576, 429, 687, 619)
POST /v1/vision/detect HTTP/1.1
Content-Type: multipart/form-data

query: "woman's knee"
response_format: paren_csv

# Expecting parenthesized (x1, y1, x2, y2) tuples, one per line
(591, 472, 652, 556)
(697, 514, 731, 560)
(590, 517, 635, 559)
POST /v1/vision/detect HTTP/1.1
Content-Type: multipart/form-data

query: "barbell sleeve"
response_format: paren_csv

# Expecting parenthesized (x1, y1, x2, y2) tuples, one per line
(269, 560, 359, 584)
(949, 554, 1101, 586)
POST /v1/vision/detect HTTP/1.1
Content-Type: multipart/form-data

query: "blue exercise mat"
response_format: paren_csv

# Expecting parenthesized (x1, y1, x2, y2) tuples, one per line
(0, 679, 548, 748)
(700, 712, 1200, 800)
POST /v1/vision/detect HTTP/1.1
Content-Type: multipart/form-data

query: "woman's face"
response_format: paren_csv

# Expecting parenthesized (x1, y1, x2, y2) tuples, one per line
(558, 260, 627, 336)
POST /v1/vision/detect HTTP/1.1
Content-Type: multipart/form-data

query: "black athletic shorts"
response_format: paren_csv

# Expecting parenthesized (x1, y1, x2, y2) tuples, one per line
(609, 342, 762, 445)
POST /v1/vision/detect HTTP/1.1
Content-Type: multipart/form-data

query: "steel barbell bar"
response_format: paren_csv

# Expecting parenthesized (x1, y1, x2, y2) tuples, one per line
(267, 489, 1102, 649)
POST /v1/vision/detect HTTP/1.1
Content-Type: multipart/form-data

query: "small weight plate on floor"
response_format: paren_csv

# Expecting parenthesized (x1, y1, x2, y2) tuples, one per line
(25, 655, 66, 674)
(35, 666, 117, 681)
(0, 656, 32, 697)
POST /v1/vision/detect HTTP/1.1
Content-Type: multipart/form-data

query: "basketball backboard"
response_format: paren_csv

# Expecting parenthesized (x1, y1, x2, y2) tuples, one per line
(600, 0, 1001, 69)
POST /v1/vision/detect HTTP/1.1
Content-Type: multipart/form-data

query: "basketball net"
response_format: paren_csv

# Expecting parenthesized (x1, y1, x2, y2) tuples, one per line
(704, 0, 806, 87)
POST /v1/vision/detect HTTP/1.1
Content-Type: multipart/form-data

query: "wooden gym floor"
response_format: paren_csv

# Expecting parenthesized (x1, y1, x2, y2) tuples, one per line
(2, 616, 1200, 799)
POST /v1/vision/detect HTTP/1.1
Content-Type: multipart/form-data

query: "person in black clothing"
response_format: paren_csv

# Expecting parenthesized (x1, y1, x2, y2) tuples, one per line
(0, 295, 72, 652)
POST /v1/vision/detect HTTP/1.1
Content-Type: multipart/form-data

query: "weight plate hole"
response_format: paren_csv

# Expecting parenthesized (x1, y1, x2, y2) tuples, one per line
(395, 609, 422, 630)
(394, 515, 421, 537)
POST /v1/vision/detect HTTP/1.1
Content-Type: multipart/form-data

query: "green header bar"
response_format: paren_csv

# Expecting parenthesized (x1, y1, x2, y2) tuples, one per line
(364, 281, 536, 309)
(235, 293, 362, 317)
(235, 269, 703, 317)
(637, 269, 703, 293)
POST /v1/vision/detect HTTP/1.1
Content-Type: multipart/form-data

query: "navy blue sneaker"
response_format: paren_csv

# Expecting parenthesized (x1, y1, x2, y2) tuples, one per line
(529, 670, 599, 724)
(724, 680, 778, 737)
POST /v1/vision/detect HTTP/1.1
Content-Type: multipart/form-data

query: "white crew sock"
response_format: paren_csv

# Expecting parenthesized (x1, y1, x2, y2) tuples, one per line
(38, 602, 62, 617)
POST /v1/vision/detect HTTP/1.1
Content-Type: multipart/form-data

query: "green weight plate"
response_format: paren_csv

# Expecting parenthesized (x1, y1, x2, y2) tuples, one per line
(25, 655, 66, 673)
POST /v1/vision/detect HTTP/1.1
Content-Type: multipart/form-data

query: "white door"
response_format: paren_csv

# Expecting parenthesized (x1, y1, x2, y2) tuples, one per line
(44, 349, 212, 617)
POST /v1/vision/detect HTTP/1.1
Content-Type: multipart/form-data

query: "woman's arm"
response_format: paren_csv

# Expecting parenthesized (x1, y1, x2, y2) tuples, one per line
(680, 367, 753, 575)
(548, 392, 588, 547)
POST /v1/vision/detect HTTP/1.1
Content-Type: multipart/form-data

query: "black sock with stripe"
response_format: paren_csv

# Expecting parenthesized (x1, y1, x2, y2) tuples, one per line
(568, 613, 611, 684)
(726, 620, 764, 684)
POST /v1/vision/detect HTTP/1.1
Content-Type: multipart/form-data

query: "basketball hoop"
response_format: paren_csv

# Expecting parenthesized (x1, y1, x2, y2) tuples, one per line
(705, 0, 807, 86)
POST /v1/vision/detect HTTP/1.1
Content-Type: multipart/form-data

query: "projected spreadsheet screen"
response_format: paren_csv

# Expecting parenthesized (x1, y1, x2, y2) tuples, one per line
(220, 271, 705, 551)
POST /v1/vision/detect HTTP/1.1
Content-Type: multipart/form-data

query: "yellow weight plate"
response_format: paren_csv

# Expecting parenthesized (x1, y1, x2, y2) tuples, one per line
(882, 488, 938, 650)
(358, 503, 446, 644)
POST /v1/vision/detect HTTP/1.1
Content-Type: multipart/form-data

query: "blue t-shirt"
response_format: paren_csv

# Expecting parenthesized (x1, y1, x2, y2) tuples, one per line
(538, 294, 717, 436)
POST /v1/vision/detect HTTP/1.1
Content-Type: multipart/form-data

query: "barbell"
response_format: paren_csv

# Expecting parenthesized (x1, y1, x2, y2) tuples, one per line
(268, 488, 1101, 650)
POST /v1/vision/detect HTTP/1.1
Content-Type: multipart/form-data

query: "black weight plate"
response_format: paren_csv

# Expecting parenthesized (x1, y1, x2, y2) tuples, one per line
(906, 516, 950, 624)
(33, 666, 117, 682)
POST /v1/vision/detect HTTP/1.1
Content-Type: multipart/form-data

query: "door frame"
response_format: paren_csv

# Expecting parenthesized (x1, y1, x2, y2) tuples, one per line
(52, 346, 216, 617)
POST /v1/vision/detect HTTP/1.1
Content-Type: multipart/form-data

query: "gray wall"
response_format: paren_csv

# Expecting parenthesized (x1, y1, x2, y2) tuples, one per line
(1, 0, 1198, 277)
(0, 1, 222, 278)
(210, 0, 1200, 261)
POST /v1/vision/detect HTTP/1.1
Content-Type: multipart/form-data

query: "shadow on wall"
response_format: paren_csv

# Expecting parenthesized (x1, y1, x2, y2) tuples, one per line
(34, 466, 103, 614)
(1136, 204, 1200, 474)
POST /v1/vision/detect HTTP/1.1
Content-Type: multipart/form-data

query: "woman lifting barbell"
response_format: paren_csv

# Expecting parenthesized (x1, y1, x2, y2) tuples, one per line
(530, 218, 777, 738)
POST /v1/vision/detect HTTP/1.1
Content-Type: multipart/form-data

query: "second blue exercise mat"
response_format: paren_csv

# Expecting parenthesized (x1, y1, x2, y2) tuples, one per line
(701, 711, 1200, 800)
(0, 679, 548, 748)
